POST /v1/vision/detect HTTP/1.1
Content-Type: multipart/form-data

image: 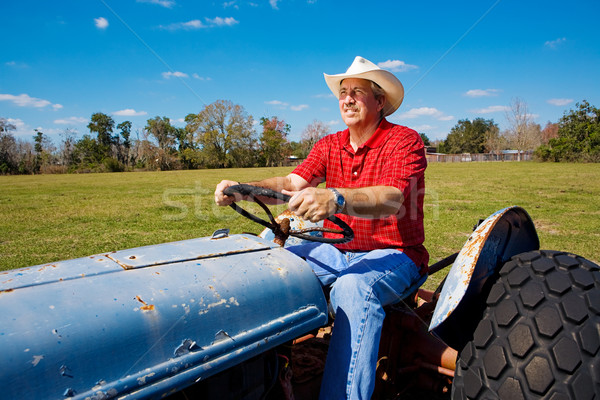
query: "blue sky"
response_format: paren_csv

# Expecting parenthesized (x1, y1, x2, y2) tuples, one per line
(1, 0, 599, 144)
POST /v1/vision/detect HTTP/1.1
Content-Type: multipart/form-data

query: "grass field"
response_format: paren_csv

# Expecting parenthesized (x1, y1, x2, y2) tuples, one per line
(1, 162, 599, 290)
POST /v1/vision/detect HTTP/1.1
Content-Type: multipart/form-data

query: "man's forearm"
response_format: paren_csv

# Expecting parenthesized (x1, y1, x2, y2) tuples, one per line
(249, 173, 310, 193)
(248, 176, 294, 193)
(338, 186, 404, 219)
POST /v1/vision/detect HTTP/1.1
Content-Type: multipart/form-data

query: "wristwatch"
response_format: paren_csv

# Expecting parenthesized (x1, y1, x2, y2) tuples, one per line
(328, 188, 346, 214)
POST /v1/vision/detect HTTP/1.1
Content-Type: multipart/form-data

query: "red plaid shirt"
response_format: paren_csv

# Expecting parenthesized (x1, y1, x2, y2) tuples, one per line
(293, 118, 429, 271)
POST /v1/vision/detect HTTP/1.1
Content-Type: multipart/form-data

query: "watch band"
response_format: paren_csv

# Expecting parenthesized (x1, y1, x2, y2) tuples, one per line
(328, 188, 346, 214)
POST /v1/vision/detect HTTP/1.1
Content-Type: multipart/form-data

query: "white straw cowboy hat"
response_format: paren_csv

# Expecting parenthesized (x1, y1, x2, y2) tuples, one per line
(324, 56, 405, 117)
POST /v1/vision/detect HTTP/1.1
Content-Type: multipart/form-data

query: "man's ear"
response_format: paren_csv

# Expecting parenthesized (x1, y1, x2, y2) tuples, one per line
(377, 95, 386, 112)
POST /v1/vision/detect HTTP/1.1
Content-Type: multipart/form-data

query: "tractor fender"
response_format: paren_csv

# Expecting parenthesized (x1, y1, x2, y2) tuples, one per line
(429, 206, 539, 350)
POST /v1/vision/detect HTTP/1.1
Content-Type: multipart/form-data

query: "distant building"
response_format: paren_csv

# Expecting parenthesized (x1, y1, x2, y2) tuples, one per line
(283, 156, 303, 167)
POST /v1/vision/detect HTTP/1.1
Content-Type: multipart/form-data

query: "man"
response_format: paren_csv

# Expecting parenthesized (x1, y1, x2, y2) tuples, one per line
(215, 56, 428, 399)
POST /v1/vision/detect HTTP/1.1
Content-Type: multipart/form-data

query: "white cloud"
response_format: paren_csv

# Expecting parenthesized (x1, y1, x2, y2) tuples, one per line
(206, 17, 238, 26)
(5, 61, 29, 69)
(136, 0, 175, 8)
(270, 0, 280, 9)
(162, 71, 189, 79)
(161, 17, 238, 30)
(547, 98, 573, 106)
(161, 19, 205, 30)
(464, 89, 500, 98)
(0, 93, 61, 110)
(398, 107, 454, 121)
(290, 104, 309, 111)
(545, 37, 566, 49)
(313, 93, 335, 99)
(471, 105, 510, 114)
(54, 117, 87, 124)
(192, 73, 211, 80)
(223, 1, 239, 9)
(6, 118, 26, 132)
(265, 100, 289, 107)
(112, 109, 148, 117)
(94, 17, 109, 29)
(412, 124, 435, 132)
(377, 60, 418, 73)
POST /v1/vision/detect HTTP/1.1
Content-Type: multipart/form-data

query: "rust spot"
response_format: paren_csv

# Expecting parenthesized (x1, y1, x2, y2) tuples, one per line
(135, 295, 156, 311)
(208, 285, 214, 290)
(129, 256, 136, 260)
(155, 272, 160, 275)
(0, 288, 14, 294)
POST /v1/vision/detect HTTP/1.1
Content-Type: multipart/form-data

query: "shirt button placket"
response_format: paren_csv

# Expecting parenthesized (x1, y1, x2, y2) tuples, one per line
(351, 155, 361, 180)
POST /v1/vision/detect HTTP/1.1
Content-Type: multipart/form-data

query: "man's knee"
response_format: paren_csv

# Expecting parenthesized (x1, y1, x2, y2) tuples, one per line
(330, 272, 372, 309)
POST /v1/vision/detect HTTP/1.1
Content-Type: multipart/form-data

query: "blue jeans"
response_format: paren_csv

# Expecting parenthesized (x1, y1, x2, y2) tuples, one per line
(287, 243, 427, 399)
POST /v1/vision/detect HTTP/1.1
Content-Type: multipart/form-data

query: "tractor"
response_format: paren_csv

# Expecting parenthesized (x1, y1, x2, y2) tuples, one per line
(1, 184, 598, 399)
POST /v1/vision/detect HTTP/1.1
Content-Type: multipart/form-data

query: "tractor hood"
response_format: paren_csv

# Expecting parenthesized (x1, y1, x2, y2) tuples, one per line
(0, 233, 328, 399)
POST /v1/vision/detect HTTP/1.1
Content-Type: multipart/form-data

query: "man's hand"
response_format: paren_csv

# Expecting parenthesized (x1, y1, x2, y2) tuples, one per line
(286, 187, 337, 223)
(214, 180, 241, 206)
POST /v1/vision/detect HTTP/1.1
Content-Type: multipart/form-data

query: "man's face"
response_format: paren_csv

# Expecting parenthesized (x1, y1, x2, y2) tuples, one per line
(338, 78, 384, 130)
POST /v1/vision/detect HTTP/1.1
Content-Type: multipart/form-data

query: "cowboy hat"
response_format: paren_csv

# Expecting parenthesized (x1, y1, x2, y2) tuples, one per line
(324, 56, 405, 117)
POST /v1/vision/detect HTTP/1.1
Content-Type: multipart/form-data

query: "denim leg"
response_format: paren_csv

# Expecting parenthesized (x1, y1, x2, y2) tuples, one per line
(286, 243, 348, 286)
(320, 249, 426, 399)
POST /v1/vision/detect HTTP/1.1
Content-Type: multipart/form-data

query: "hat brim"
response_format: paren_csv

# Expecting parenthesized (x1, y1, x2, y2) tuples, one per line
(324, 69, 404, 117)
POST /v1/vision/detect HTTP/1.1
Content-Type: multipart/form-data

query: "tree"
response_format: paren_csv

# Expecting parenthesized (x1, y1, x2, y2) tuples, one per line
(438, 118, 498, 154)
(541, 122, 559, 144)
(73, 135, 104, 168)
(58, 128, 78, 167)
(419, 133, 431, 147)
(0, 118, 17, 134)
(536, 100, 600, 162)
(504, 98, 542, 159)
(145, 116, 177, 151)
(259, 116, 291, 167)
(186, 100, 256, 168)
(483, 124, 506, 155)
(0, 128, 17, 174)
(33, 130, 45, 172)
(300, 120, 330, 158)
(87, 113, 115, 157)
(117, 121, 132, 166)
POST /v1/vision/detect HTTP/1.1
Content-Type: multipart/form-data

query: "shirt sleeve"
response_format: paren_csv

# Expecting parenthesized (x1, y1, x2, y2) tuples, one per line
(378, 127, 427, 199)
(292, 136, 329, 186)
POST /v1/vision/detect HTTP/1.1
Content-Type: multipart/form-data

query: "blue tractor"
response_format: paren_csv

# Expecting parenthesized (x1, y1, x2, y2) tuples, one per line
(1, 185, 598, 399)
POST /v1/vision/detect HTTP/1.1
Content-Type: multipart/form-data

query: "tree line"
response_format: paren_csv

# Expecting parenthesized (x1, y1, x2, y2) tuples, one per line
(432, 99, 599, 162)
(0, 100, 330, 174)
(1, 98, 598, 175)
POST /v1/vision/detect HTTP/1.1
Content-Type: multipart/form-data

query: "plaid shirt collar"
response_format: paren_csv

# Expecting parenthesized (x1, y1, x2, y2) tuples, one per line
(340, 118, 393, 153)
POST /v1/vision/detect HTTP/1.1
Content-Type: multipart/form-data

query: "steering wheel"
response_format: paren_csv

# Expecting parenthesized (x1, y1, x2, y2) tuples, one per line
(223, 184, 354, 245)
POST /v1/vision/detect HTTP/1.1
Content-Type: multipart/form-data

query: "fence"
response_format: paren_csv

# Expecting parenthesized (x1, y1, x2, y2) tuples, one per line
(426, 151, 533, 163)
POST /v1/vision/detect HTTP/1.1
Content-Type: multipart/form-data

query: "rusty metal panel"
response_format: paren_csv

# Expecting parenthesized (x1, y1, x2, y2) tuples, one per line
(0, 234, 327, 400)
(429, 206, 539, 346)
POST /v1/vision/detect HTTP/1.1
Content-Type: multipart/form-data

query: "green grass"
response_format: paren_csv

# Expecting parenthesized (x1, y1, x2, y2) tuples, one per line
(1, 163, 599, 292)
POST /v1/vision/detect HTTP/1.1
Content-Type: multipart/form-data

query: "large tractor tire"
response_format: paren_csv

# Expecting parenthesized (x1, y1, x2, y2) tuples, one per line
(452, 250, 600, 399)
